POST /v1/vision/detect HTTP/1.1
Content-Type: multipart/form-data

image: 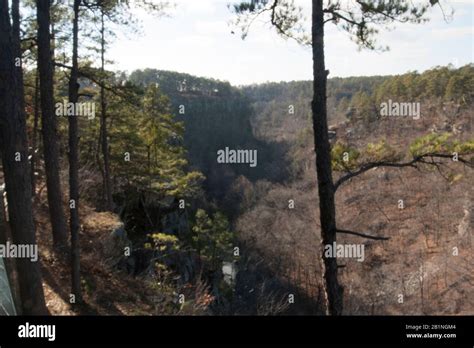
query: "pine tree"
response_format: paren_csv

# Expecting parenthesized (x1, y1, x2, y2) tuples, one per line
(37, 0, 69, 248)
(0, 0, 48, 315)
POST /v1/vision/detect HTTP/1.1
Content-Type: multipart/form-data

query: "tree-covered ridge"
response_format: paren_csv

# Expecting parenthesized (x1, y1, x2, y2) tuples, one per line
(129, 69, 234, 98)
(346, 64, 474, 123)
(239, 64, 474, 141)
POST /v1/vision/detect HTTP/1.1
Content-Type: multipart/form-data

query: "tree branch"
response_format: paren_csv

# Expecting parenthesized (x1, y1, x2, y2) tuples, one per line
(334, 157, 419, 190)
(334, 153, 472, 191)
(323, 9, 363, 28)
(336, 228, 389, 241)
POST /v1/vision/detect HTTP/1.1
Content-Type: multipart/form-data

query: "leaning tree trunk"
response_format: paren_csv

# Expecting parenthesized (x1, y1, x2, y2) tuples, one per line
(37, 0, 68, 248)
(0, 0, 48, 315)
(68, 0, 82, 303)
(312, 0, 343, 315)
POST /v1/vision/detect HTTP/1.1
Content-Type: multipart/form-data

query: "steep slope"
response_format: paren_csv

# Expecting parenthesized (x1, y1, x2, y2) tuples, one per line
(234, 66, 474, 315)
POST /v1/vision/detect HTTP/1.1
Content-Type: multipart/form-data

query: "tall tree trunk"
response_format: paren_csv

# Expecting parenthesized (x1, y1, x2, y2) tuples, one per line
(100, 10, 114, 211)
(68, 0, 82, 303)
(0, 0, 48, 315)
(37, 0, 68, 248)
(8, 0, 27, 315)
(312, 0, 343, 315)
(31, 70, 40, 196)
(11, 0, 25, 132)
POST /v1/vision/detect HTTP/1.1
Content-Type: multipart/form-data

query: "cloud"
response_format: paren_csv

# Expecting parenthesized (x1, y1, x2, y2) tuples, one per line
(172, 0, 217, 16)
(429, 26, 473, 39)
(174, 35, 215, 48)
(194, 20, 229, 36)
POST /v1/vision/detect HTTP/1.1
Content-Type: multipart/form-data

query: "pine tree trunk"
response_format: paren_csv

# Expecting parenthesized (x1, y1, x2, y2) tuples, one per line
(312, 0, 343, 315)
(100, 10, 114, 211)
(8, 0, 26, 315)
(37, 0, 68, 248)
(0, 0, 48, 315)
(31, 71, 40, 196)
(68, 0, 82, 303)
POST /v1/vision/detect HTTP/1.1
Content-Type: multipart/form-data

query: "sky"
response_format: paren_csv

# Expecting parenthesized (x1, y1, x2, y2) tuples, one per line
(107, 0, 474, 86)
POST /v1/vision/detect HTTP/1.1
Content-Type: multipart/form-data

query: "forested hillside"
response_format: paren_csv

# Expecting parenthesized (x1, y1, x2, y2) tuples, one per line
(3, 56, 474, 315)
(242, 65, 473, 142)
(234, 64, 474, 315)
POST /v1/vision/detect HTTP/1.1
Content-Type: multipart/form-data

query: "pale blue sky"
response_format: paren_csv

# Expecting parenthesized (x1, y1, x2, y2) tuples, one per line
(108, 0, 473, 85)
